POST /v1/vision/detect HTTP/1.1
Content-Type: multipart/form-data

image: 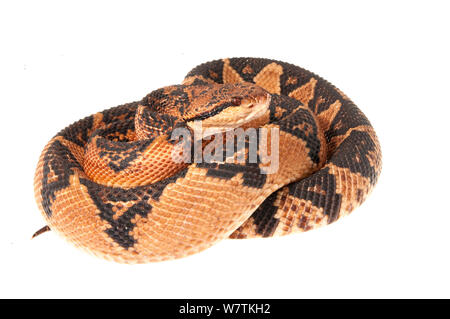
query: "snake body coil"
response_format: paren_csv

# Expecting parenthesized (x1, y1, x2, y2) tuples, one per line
(34, 58, 382, 263)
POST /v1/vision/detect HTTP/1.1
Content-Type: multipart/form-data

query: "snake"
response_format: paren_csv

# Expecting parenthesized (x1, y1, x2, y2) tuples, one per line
(33, 58, 382, 263)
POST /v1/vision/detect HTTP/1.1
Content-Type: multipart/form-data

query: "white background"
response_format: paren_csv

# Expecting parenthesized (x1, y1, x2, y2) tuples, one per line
(1, 0, 449, 298)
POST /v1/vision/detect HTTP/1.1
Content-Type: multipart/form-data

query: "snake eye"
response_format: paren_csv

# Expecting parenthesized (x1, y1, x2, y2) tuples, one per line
(231, 97, 242, 106)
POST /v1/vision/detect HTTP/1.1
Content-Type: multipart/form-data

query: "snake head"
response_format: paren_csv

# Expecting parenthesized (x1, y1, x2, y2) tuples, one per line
(138, 83, 271, 140)
(142, 83, 271, 129)
(184, 83, 272, 135)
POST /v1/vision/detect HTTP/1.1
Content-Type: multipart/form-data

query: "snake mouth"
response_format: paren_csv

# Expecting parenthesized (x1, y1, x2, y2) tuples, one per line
(186, 93, 271, 136)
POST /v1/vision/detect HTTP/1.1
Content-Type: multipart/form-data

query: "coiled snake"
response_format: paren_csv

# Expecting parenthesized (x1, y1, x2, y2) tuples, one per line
(34, 58, 382, 263)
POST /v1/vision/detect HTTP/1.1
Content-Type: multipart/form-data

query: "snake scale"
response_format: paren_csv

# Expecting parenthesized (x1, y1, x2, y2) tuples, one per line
(34, 58, 382, 263)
